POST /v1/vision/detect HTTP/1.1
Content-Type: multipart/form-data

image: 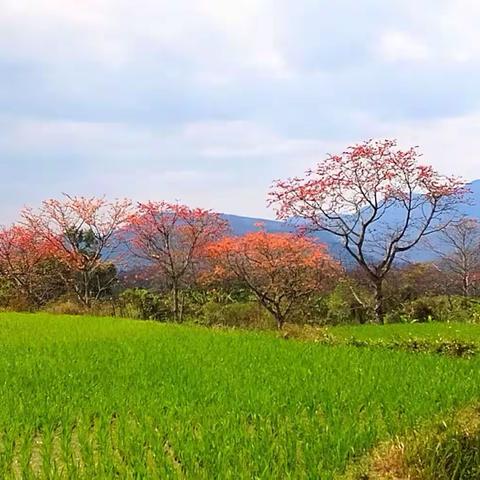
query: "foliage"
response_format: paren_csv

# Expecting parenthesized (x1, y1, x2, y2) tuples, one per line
(388, 295, 480, 323)
(323, 279, 373, 324)
(44, 298, 89, 316)
(118, 288, 170, 321)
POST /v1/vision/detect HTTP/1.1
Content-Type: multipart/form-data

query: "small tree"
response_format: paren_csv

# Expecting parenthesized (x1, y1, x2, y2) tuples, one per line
(207, 230, 340, 329)
(0, 225, 62, 307)
(431, 218, 480, 296)
(270, 139, 465, 323)
(22, 195, 132, 306)
(126, 202, 228, 322)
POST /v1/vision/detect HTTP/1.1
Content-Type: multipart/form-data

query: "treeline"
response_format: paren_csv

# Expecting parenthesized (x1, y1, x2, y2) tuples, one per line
(0, 139, 479, 327)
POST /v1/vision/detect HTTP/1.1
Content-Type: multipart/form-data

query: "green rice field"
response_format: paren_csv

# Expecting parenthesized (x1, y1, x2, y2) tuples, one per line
(0, 312, 479, 479)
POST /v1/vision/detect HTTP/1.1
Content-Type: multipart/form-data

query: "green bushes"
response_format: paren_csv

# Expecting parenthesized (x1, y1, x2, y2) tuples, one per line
(388, 296, 480, 323)
(324, 280, 373, 324)
(118, 288, 170, 321)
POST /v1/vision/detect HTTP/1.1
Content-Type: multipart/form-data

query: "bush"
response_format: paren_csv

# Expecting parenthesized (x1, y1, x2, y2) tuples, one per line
(118, 288, 170, 321)
(392, 296, 480, 323)
(43, 298, 88, 316)
(198, 301, 274, 329)
(324, 280, 373, 325)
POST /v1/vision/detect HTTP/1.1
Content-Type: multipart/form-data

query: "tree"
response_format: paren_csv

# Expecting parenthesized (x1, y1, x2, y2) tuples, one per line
(126, 202, 228, 321)
(207, 230, 340, 329)
(22, 195, 132, 306)
(270, 139, 465, 323)
(431, 217, 480, 296)
(0, 225, 62, 307)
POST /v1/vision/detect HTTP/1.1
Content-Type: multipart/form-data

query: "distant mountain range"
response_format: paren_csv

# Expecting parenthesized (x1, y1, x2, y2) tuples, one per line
(223, 179, 480, 261)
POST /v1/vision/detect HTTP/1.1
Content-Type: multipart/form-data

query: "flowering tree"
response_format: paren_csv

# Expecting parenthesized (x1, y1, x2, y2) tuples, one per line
(0, 225, 62, 307)
(22, 195, 132, 306)
(270, 139, 466, 323)
(126, 202, 228, 321)
(207, 230, 340, 329)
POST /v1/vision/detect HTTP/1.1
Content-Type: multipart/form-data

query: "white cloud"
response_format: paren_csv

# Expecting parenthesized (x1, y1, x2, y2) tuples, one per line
(1, 0, 480, 223)
(0, 0, 287, 77)
(377, 114, 480, 180)
(377, 31, 431, 62)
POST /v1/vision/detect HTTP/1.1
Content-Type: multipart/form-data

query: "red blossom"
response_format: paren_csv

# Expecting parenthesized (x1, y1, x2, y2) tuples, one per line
(207, 231, 341, 328)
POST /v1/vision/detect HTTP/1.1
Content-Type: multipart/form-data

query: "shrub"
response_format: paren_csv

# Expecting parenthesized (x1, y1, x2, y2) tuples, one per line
(43, 298, 88, 316)
(198, 301, 274, 329)
(394, 296, 480, 323)
(324, 280, 373, 325)
(118, 288, 170, 321)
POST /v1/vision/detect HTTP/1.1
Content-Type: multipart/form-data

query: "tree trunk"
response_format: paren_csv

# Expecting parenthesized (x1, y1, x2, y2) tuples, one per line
(373, 278, 385, 324)
(172, 283, 181, 322)
(274, 310, 285, 330)
(462, 273, 470, 297)
(82, 271, 91, 308)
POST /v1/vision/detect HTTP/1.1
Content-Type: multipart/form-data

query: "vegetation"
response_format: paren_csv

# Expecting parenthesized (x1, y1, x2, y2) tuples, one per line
(0, 312, 478, 479)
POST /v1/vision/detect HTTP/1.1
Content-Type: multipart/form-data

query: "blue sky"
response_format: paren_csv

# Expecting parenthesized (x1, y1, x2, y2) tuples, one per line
(1, 0, 479, 222)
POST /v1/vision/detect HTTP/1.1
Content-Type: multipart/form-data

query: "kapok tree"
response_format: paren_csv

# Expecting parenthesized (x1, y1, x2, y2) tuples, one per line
(22, 195, 132, 306)
(269, 139, 466, 323)
(0, 225, 62, 307)
(126, 202, 228, 322)
(207, 230, 340, 329)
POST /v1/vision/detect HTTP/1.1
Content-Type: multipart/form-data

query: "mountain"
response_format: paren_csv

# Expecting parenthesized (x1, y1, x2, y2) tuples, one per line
(463, 179, 480, 218)
(221, 214, 293, 235)
(223, 179, 480, 261)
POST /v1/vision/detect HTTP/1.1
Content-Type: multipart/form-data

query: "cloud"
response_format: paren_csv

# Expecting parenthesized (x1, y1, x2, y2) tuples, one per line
(0, 0, 479, 223)
(377, 31, 431, 63)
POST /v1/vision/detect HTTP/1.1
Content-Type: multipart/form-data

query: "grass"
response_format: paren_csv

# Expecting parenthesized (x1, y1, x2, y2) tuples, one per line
(0, 312, 479, 478)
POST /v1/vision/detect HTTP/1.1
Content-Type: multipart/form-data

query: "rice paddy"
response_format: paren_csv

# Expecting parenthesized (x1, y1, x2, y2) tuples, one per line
(0, 312, 479, 479)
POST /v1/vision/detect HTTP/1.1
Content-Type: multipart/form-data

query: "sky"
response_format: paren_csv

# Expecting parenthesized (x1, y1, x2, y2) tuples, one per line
(1, 0, 479, 222)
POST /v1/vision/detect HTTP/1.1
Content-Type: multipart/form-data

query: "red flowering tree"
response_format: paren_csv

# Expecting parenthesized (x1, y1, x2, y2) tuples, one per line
(207, 230, 340, 329)
(0, 225, 62, 306)
(22, 195, 132, 306)
(270, 139, 466, 323)
(126, 202, 228, 321)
